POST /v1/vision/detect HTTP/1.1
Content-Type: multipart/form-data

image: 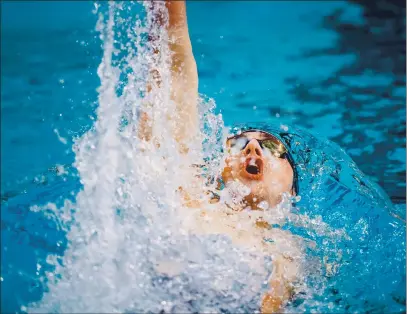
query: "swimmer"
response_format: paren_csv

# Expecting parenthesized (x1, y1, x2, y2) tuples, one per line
(140, 1, 304, 312)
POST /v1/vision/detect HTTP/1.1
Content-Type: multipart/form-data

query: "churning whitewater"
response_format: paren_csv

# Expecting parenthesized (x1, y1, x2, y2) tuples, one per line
(27, 2, 347, 313)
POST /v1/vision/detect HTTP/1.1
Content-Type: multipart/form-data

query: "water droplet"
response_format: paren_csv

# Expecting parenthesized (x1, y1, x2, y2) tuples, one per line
(280, 124, 289, 131)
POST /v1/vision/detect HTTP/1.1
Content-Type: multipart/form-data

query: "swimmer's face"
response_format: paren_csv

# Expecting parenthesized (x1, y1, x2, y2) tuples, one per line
(222, 131, 294, 207)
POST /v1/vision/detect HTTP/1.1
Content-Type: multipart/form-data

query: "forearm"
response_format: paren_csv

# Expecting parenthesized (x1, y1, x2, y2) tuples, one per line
(261, 254, 298, 313)
(167, 1, 187, 28)
(261, 276, 292, 313)
(139, 1, 199, 152)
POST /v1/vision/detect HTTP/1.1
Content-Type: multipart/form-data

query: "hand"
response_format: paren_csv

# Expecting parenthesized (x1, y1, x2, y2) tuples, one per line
(261, 293, 284, 313)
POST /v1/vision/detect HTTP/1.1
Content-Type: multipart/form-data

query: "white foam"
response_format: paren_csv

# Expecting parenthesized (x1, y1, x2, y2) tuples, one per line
(26, 2, 345, 312)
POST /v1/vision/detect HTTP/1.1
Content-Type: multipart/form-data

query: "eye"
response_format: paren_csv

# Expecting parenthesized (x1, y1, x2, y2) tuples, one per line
(262, 139, 278, 151)
(234, 137, 248, 150)
(262, 139, 287, 158)
(228, 137, 248, 155)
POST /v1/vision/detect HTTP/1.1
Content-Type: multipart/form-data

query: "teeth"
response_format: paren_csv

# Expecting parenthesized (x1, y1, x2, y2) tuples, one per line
(249, 158, 256, 166)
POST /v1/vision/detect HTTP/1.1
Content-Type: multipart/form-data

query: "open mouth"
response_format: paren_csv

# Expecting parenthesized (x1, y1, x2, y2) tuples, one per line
(246, 164, 260, 175)
(242, 158, 264, 179)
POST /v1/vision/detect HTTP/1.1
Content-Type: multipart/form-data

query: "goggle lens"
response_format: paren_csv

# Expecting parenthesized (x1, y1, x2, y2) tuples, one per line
(226, 131, 287, 158)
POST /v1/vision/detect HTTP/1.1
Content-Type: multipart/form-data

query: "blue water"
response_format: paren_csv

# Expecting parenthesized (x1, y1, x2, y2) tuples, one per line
(1, 1, 405, 313)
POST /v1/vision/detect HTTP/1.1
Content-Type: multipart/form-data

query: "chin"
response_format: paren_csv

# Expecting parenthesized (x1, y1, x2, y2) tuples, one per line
(239, 172, 264, 182)
(238, 174, 268, 194)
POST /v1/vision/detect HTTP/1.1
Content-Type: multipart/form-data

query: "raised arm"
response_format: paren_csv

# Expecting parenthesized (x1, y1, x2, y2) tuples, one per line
(139, 0, 199, 153)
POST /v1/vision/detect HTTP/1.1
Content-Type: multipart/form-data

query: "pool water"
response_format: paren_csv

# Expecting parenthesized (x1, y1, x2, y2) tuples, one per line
(1, 1, 405, 313)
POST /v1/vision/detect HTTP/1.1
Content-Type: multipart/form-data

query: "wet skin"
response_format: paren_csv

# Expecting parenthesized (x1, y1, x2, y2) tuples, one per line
(222, 131, 295, 209)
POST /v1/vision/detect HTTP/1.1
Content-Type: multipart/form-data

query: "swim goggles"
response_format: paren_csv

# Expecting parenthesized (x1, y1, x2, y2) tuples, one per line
(226, 129, 288, 158)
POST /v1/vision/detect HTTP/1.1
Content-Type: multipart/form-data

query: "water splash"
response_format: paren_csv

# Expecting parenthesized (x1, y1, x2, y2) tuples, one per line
(26, 2, 275, 312)
(24, 2, 404, 313)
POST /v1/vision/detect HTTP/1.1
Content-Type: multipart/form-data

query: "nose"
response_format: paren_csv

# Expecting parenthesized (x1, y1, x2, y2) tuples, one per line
(243, 139, 263, 157)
